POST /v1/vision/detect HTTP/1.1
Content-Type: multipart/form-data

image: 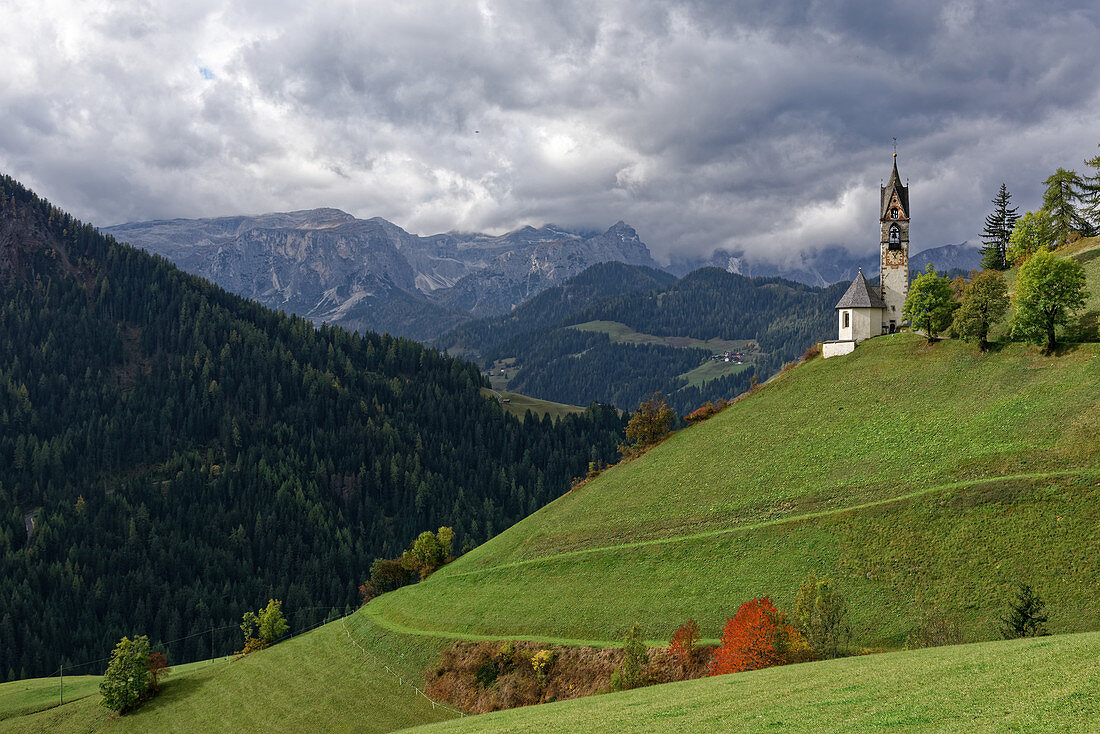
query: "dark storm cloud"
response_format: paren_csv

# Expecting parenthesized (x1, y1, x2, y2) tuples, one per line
(2, 1, 1099, 263)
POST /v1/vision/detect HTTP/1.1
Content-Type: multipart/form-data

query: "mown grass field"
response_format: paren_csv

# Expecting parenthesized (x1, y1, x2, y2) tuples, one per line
(570, 320, 753, 353)
(479, 387, 585, 421)
(0, 614, 455, 734)
(371, 332, 1100, 648)
(677, 358, 751, 387)
(407, 632, 1100, 734)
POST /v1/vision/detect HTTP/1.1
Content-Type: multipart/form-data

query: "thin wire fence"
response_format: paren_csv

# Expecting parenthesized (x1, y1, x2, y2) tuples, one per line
(341, 611, 464, 718)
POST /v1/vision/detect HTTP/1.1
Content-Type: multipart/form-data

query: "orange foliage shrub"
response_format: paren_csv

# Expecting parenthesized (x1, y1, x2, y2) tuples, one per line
(708, 597, 794, 676)
(237, 637, 268, 656)
(668, 619, 701, 678)
(684, 400, 728, 423)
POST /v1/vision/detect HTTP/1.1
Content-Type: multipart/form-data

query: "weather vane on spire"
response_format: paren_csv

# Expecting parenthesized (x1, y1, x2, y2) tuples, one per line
(893, 137, 897, 158)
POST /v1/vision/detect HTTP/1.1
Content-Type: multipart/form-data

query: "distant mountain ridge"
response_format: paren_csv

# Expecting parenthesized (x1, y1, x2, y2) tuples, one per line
(668, 242, 981, 286)
(106, 212, 659, 341)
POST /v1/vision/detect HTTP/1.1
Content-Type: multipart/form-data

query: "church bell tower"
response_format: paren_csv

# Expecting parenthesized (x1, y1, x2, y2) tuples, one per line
(880, 153, 910, 331)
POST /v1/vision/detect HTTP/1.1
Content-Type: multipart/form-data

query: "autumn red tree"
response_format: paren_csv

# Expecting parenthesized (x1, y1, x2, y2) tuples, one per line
(147, 652, 171, 693)
(708, 597, 793, 676)
(668, 618, 701, 678)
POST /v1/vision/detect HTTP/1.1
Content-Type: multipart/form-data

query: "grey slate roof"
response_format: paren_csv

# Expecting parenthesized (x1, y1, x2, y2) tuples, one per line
(835, 270, 886, 309)
(880, 157, 910, 219)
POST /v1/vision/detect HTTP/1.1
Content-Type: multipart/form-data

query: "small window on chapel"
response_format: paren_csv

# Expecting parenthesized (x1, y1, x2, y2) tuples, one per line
(843, 311, 850, 328)
(891, 207, 899, 219)
(889, 224, 900, 247)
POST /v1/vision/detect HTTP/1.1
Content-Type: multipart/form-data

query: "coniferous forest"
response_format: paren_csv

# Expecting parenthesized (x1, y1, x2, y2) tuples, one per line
(0, 175, 626, 681)
(457, 268, 849, 414)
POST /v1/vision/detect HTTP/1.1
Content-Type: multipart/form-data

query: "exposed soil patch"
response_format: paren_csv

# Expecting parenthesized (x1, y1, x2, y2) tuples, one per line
(425, 640, 712, 714)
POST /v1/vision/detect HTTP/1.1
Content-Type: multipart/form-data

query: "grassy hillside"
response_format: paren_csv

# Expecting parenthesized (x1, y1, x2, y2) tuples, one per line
(570, 321, 753, 387)
(0, 613, 455, 734)
(569, 320, 752, 353)
(479, 388, 586, 421)
(370, 333, 1100, 648)
(408, 632, 1100, 734)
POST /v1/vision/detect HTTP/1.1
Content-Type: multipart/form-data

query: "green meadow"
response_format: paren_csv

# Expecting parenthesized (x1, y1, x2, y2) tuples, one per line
(570, 320, 753, 353)
(408, 632, 1100, 734)
(0, 615, 455, 734)
(479, 387, 586, 421)
(5, 242, 1098, 733)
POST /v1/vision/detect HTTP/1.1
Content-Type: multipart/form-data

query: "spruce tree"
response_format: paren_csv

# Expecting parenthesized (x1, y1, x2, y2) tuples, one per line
(1041, 168, 1087, 247)
(1000, 584, 1049, 639)
(980, 183, 1019, 270)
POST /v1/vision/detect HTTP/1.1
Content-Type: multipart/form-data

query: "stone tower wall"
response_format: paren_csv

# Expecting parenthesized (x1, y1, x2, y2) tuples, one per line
(880, 183, 909, 329)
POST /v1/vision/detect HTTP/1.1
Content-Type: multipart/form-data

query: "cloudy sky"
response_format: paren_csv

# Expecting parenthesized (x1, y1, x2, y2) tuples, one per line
(3, 0, 1099, 264)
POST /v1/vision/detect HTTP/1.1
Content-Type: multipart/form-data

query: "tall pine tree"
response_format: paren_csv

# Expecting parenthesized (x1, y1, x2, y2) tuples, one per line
(980, 183, 1020, 270)
(1041, 168, 1087, 247)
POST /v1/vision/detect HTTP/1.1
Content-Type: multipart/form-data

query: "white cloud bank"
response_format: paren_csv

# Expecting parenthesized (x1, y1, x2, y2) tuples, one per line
(2, 0, 1099, 263)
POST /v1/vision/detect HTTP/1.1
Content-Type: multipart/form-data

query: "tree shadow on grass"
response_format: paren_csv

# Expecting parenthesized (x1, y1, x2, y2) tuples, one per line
(1073, 247, 1100, 265)
(1068, 311, 1099, 342)
(120, 667, 220, 723)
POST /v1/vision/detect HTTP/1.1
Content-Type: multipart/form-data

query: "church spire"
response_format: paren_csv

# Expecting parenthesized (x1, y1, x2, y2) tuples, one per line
(887, 155, 901, 190)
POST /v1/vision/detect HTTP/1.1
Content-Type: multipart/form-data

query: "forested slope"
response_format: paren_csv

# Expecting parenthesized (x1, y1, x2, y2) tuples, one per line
(460, 267, 849, 413)
(0, 175, 625, 681)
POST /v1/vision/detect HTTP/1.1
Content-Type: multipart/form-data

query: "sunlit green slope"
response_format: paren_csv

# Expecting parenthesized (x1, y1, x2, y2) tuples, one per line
(406, 632, 1100, 734)
(370, 333, 1100, 647)
(0, 613, 455, 734)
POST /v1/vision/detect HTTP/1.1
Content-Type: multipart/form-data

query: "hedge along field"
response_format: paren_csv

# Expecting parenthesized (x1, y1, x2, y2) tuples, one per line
(406, 632, 1100, 734)
(1, 613, 456, 734)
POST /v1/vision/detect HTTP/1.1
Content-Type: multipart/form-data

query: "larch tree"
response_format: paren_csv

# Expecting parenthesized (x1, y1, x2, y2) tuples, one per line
(1082, 145, 1100, 230)
(1041, 168, 1087, 247)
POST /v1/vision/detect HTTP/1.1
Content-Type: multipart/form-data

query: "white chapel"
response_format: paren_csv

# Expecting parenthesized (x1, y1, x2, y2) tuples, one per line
(823, 155, 911, 358)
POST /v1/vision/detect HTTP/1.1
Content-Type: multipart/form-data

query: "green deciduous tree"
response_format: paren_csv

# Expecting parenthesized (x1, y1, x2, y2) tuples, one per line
(1010, 250, 1089, 352)
(952, 270, 1009, 350)
(903, 265, 956, 341)
(1006, 210, 1055, 266)
(610, 622, 650, 691)
(1041, 168, 1088, 247)
(240, 598, 290, 648)
(411, 531, 444, 570)
(791, 575, 851, 660)
(980, 184, 1020, 270)
(100, 635, 153, 713)
(1000, 584, 1049, 639)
